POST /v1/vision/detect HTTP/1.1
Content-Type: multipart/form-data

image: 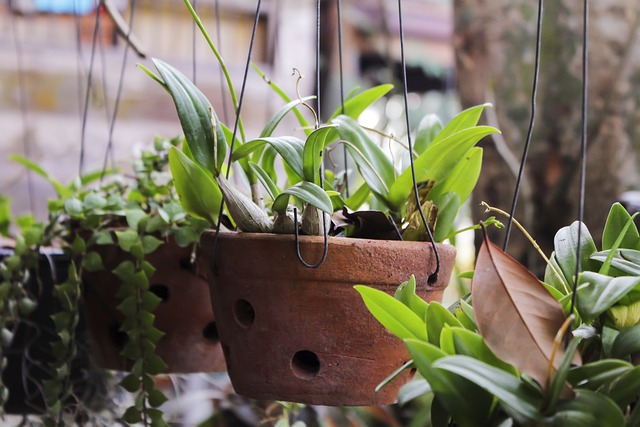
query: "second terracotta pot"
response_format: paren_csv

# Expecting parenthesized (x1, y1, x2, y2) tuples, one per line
(82, 236, 226, 373)
(200, 231, 456, 406)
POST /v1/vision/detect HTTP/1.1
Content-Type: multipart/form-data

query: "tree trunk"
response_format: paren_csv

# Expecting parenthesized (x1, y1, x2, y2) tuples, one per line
(454, 0, 640, 272)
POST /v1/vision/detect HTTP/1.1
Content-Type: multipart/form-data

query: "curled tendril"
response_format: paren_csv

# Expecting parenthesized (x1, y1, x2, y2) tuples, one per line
(292, 68, 319, 129)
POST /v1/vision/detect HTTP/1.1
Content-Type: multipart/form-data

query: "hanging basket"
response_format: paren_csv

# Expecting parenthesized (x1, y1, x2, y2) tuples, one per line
(199, 231, 456, 406)
(82, 235, 225, 373)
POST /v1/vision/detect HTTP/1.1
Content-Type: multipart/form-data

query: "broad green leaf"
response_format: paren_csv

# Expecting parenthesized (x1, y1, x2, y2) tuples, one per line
(394, 275, 428, 320)
(591, 249, 640, 277)
(231, 136, 305, 181)
(328, 84, 393, 121)
(272, 181, 333, 215)
(433, 355, 543, 422)
(606, 365, 640, 410)
(428, 147, 483, 206)
(611, 322, 640, 358)
(64, 198, 84, 217)
(552, 222, 598, 290)
(168, 147, 220, 225)
(576, 272, 640, 324)
(115, 229, 139, 252)
(333, 115, 396, 199)
(83, 251, 104, 272)
(439, 327, 518, 375)
(398, 378, 431, 405)
(387, 126, 498, 210)
(566, 359, 632, 390)
(454, 299, 477, 331)
(260, 96, 315, 138)
(141, 235, 164, 254)
(406, 341, 497, 427)
(413, 114, 444, 155)
(602, 203, 640, 250)
(344, 182, 371, 210)
(426, 302, 462, 347)
(431, 192, 460, 242)
(431, 103, 491, 146)
(550, 390, 625, 427)
(153, 58, 222, 174)
(355, 285, 428, 341)
(303, 125, 338, 184)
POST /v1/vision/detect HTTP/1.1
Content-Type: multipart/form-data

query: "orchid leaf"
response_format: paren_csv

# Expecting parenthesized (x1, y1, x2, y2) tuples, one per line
(231, 136, 305, 181)
(272, 181, 333, 215)
(602, 202, 640, 251)
(303, 125, 338, 184)
(328, 84, 393, 121)
(576, 272, 640, 324)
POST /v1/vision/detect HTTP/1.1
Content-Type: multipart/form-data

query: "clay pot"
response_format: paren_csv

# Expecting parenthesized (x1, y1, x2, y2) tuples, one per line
(82, 236, 226, 373)
(199, 231, 456, 406)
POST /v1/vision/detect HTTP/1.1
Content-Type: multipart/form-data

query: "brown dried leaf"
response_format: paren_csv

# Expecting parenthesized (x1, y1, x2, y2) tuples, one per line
(472, 234, 577, 393)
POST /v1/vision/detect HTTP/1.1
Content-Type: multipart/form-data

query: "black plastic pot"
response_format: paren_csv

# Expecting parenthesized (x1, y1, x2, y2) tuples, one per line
(0, 247, 107, 414)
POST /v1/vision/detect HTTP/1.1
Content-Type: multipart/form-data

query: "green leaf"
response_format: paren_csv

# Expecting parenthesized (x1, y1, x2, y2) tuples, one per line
(125, 209, 147, 231)
(406, 340, 497, 427)
(602, 203, 640, 250)
(426, 302, 463, 347)
(333, 115, 395, 200)
(433, 355, 543, 422)
(545, 336, 582, 413)
(328, 84, 393, 121)
(120, 373, 140, 393)
(387, 126, 499, 210)
(260, 96, 315, 137)
(303, 125, 338, 184)
(398, 378, 431, 405)
(64, 197, 84, 217)
(117, 295, 138, 318)
(606, 365, 640, 410)
(232, 136, 306, 181)
(394, 275, 428, 320)
(142, 235, 164, 254)
(414, 114, 444, 154)
(112, 261, 136, 283)
(431, 103, 491, 145)
(550, 390, 625, 427)
(611, 322, 640, 358)
(153, 58, 220, 174)
(344, 182, 371, 210)
(83, 192, 108, 211)
(431, 192, 461, 242)
(168, 146, 220, 225)
(440, 327, 518, 375)
(355, 285, 428, 341)
(10, 154, 71, 198)
(552, 222, 598, 290)
(142, 291, 163, 312)
(122, 406, 142, 424)
(115, 229, 139, 252)
(147, 353, 168, 375)
(83, 251, 104, 272)
(272, 181, 333, 214)
(566, 359, 632, 390)
(576, 272, 640, 324)
(148, 389, 169, 408)
(428, 147, 482, 206)
(248, 161, 281, 200)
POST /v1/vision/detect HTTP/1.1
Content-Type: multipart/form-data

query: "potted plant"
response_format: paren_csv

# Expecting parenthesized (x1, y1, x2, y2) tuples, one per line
(358, 202, 640, 426)
(141, 0, 499, 406)
(3, 137, 224, 425)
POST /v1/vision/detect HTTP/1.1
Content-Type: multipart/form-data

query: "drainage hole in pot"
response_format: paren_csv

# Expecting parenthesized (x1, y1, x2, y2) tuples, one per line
(291, 350, 320, 380)
(202, 321, 219, 342)
(233, 299, 255, 328)
(109, 323, 128, 348)
(150, 284, 170, 302)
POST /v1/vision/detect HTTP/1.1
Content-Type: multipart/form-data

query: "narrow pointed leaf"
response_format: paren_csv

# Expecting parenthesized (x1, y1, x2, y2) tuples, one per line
(472, 235, 577, 391)
(355, 285, 428, 341)
(248, 161, 281, 200)
(261, 96, 315, 138)
(550, 390, 625, 427)
(611, 322, 640, 358)
(431, 103, 492, 145)
(413, 114, 443, 155)
(232, 136, 305, 180)
(303, 125, 338, 184)
(602, 203, 640, 250)
(272, 181, 333, 215)
(328, 84, 393, 121)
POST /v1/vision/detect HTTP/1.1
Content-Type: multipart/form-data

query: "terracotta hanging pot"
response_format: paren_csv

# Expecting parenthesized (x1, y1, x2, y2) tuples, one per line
(199, 231, 456, 406)
(82, 236, 226, 373)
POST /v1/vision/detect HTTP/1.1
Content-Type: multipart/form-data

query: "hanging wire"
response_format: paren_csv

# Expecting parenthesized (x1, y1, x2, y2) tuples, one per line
(336, 0, 349, 198)
(9, 9, 36, 212)
(101, 0, 139, 178)
(210, 0, 263, 272)
(570, 0, 589, 316)
(397, 0, 440, 283)
(503, 0, 544, 252)
(293, 0, 329, 268)
(78, 3, 103, 176)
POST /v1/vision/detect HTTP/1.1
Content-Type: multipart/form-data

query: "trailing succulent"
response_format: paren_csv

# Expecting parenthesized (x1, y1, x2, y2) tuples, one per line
(358, 202, 640, 427)
(2, 137, 207, 426)
(141, 0, 499, 244)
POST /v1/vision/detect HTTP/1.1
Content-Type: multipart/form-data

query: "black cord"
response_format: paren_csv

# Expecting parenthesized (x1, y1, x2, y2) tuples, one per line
(397, 0, 440, 283)
(503, 0, 544, 252)
(336, 0, 349, 198)
(210, 0, 263, 273)
(571, 0, 589, 317)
